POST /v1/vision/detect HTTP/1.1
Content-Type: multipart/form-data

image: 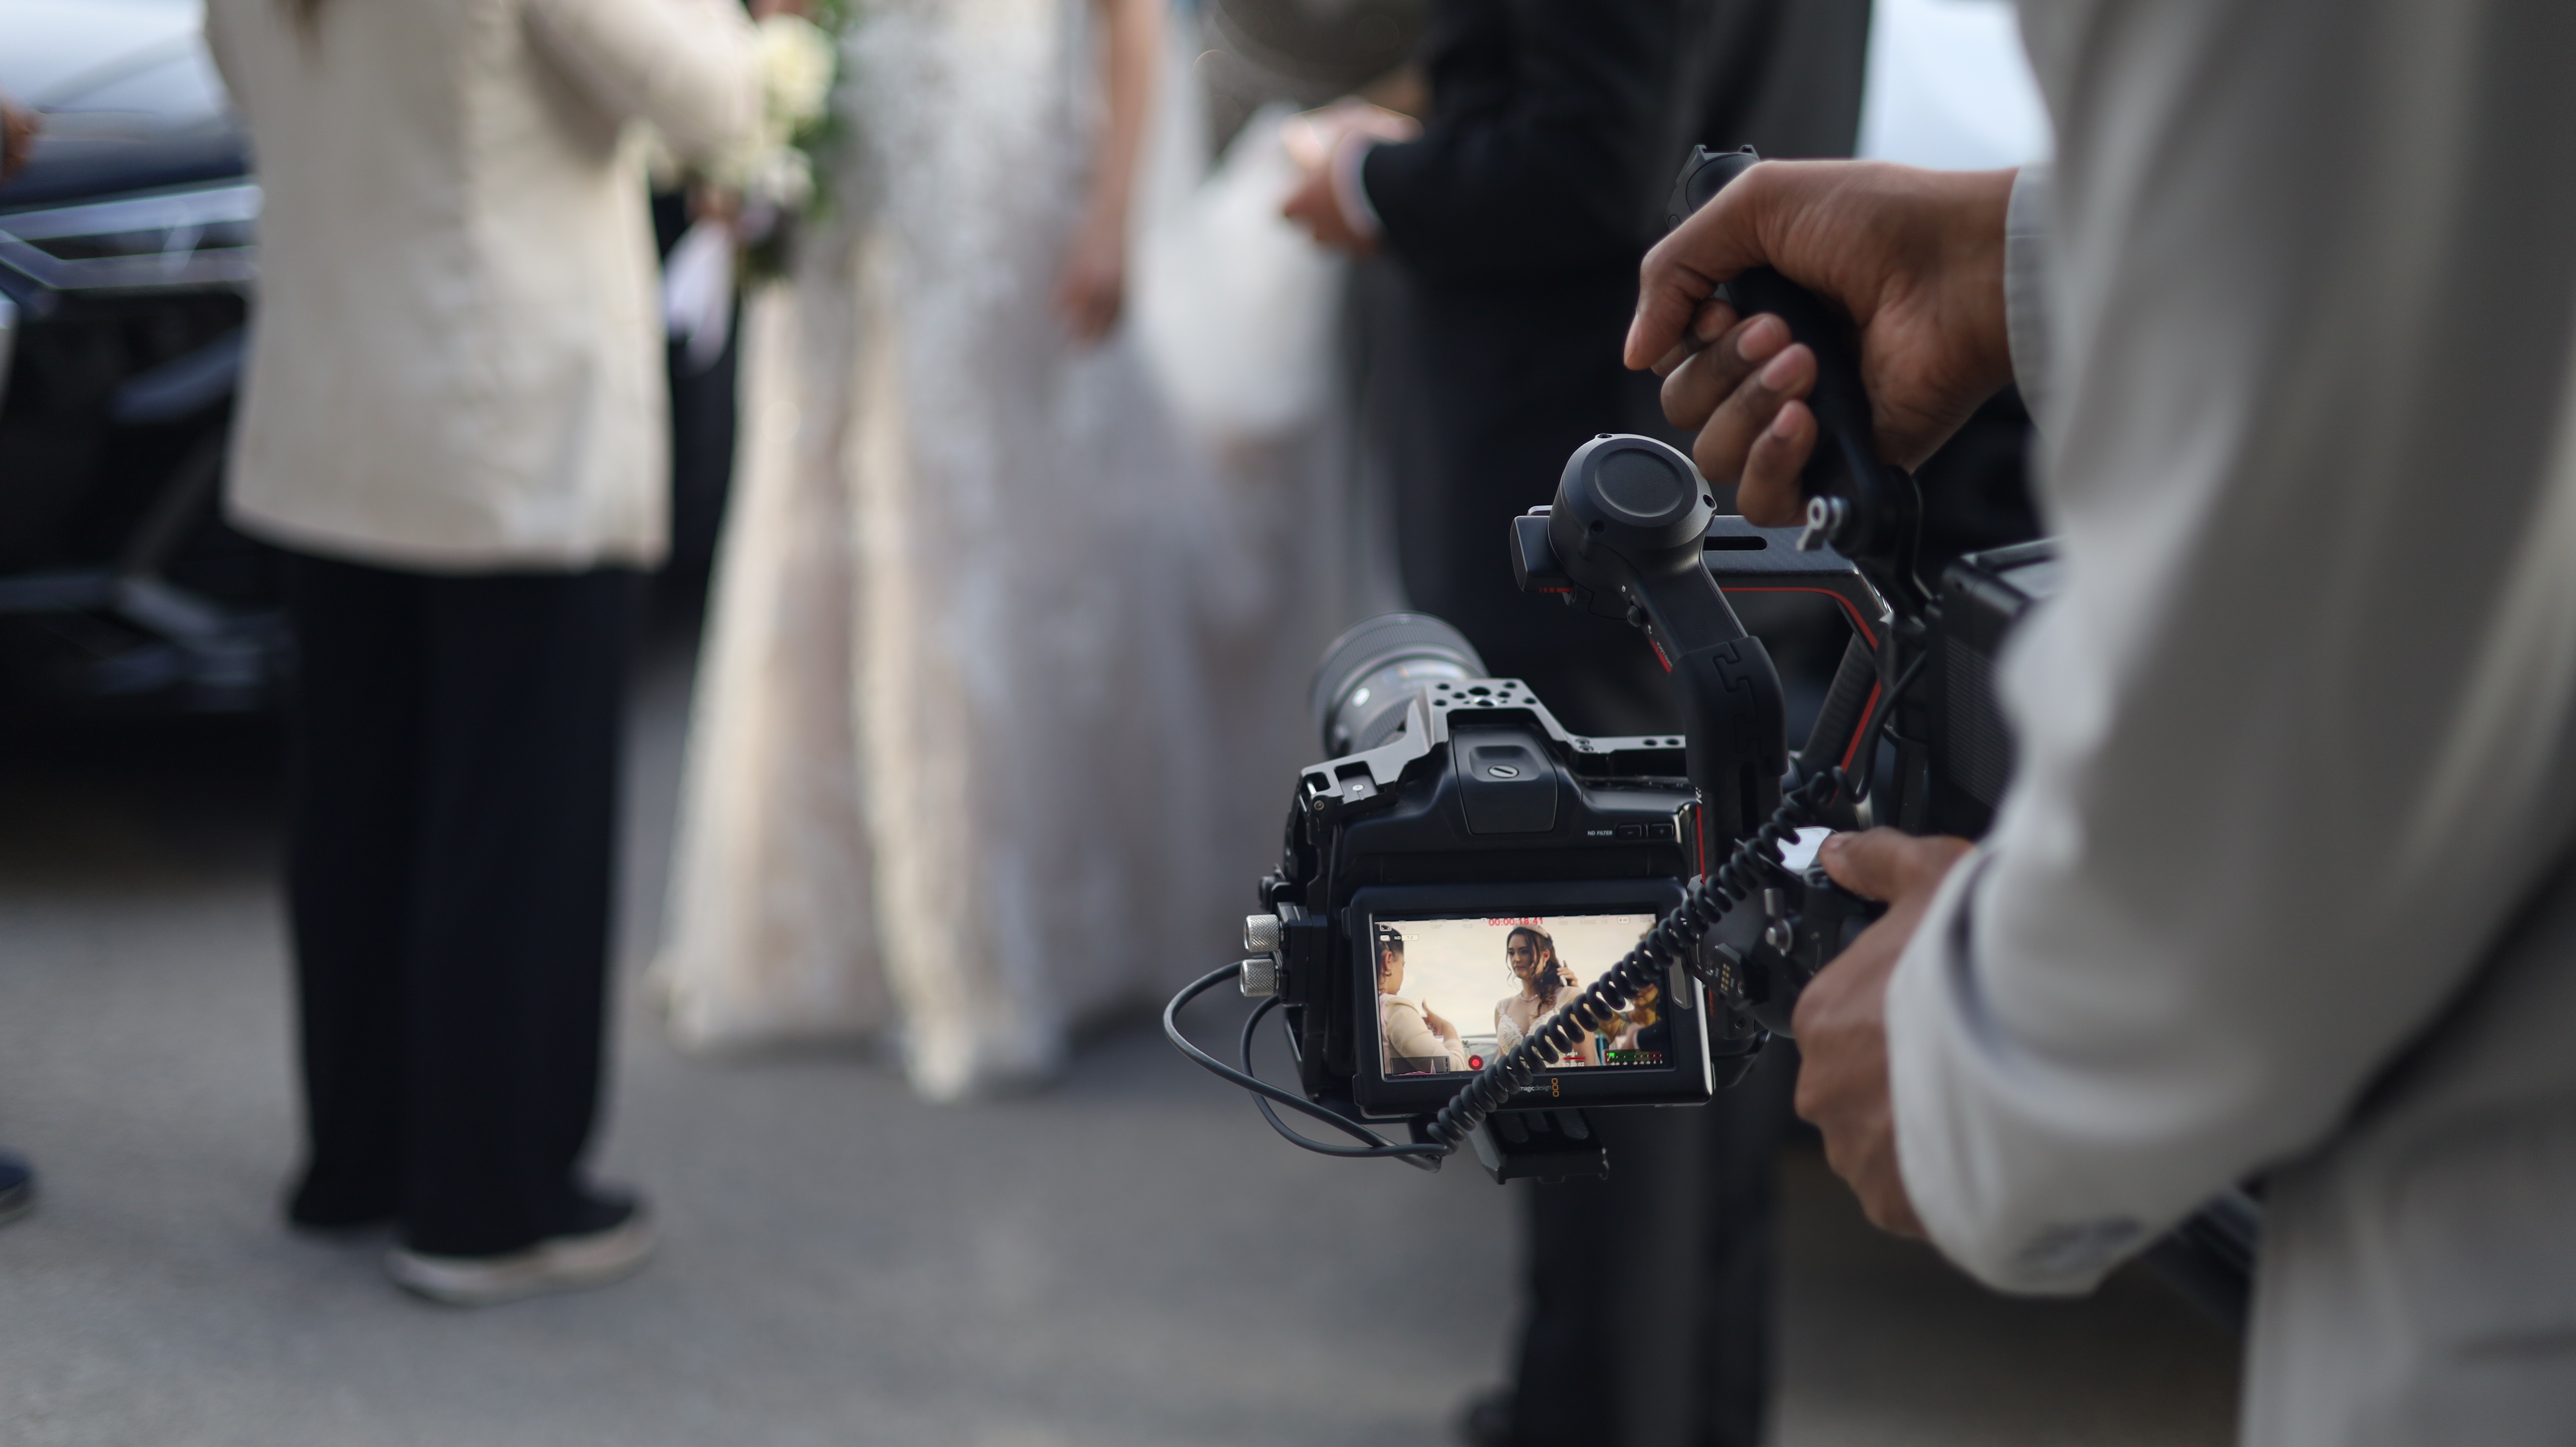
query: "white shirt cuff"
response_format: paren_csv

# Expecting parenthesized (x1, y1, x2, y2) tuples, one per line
(1331, 132, 1384, 244)
(2004, 162, 2054, 427)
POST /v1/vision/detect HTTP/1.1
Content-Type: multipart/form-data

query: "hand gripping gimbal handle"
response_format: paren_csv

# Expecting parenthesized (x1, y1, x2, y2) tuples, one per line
(1668, 147, 1925, 611)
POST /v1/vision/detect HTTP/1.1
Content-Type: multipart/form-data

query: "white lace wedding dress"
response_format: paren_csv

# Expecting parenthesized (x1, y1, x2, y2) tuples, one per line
(653, 0, 1377, 1100)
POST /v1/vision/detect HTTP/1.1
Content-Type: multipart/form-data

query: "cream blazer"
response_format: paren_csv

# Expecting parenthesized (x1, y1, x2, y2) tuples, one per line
(204, 0, 760, 572)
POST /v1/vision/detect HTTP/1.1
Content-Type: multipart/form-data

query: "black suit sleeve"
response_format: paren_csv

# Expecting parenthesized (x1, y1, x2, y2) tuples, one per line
(1361, 0, 1684, 289)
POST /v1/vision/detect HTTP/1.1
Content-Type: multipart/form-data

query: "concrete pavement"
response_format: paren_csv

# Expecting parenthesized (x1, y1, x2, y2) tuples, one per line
(0, 632, 2237, 1445)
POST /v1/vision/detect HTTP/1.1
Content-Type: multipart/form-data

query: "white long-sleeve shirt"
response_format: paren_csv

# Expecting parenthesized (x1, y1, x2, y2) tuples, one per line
(205, 0, 761, 572)
(1885, 0, 2576, 1438)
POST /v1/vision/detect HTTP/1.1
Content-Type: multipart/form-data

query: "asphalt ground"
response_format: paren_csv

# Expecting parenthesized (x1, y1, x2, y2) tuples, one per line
(0, 629, 2239, 1445)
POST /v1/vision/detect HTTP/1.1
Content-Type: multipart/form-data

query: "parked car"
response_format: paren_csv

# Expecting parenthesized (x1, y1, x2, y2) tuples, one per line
(0, 0, 280, 714)
(0, 1, 741, 716)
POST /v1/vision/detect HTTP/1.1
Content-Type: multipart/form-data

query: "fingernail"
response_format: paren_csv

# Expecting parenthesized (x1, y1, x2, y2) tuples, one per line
(1762, 347, 1802, 390)
(1769, 404, 1802, 440)
(1737, 313, 1785, 361)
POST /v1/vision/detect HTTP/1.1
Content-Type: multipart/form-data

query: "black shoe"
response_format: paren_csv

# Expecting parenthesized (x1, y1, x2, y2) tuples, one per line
(0, 1150, 36, 1227)
(1455, 1388, 1513, 1447)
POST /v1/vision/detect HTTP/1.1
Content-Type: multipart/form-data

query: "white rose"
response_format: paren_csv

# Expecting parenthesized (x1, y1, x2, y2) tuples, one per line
(757, 14, 838, 132)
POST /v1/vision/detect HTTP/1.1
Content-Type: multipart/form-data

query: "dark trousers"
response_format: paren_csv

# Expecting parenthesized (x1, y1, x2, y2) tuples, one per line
(1510, 1049, 1794, 1447)
(282, 552, 639, 1257)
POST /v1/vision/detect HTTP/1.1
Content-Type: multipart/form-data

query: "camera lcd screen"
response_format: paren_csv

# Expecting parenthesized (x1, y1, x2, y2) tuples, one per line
(1371, 912, 1671, 1079)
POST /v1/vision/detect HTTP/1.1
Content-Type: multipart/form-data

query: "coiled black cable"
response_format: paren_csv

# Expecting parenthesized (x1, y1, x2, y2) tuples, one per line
(1418, 766, 1850, 1150)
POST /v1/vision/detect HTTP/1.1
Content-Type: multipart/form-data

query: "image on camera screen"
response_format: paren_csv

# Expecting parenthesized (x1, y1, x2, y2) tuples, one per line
(1372, 913, 1668, 1079)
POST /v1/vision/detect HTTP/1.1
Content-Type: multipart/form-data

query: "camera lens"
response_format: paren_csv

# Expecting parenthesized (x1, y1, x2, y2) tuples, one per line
(1309, 613, 1488, 757)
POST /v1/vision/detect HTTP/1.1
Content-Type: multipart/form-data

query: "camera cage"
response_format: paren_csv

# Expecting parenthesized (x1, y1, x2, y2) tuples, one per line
(1267, 666, 1714, 1114)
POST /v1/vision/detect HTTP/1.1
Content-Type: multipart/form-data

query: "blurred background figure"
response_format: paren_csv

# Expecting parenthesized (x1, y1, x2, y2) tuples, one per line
(201, 0, 760, 1303)
(658, 0, 1260, 1101)
(660, 0, 1430, 1094)
(1284, 0, 1872, 738)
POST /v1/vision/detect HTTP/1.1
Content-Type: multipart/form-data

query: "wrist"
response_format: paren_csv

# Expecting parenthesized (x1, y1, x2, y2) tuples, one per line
(1932, 167, 2021, 396)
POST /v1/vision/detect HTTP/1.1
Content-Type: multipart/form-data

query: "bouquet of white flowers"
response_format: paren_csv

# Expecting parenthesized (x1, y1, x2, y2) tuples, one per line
(662, 3, 854, 367)
(708, 9, 842, 214)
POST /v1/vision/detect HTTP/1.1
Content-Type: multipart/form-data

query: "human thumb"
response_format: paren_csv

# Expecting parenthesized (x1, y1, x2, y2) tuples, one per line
(1818, 828, 1970, 903)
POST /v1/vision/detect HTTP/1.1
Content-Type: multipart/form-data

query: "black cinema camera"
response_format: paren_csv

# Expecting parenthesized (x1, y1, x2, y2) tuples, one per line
(1162, 145, 2253, 1319)
(1167, 462, 2050, 1184)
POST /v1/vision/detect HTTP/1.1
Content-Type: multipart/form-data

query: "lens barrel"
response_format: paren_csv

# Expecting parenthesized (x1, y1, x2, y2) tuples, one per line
(1309, 613, 1487, 757)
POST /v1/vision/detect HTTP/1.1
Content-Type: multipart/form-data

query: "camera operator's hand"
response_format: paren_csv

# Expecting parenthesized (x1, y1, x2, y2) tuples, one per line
(1627, 161, 2017, 527)
(1791, 828, 1973, 1238)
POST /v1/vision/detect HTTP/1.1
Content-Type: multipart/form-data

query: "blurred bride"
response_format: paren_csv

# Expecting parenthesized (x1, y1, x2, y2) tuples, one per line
(656, 0, 1222, 1100)
(656, 0, 1409, 1099)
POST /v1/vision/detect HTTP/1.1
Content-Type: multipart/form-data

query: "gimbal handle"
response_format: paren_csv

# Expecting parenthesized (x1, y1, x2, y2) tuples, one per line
(1511, 435, 1786, 845)
(1668, 147, 1926, 614)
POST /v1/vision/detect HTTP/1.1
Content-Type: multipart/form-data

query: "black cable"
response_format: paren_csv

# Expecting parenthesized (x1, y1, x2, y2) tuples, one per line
(1239, 997, 1443, 1167)
(1162, 964, 1445, 1166)
(1882, 648, 1927, 734)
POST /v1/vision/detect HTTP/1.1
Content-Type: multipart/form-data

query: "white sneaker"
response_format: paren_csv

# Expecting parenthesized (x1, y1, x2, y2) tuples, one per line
(385, 1199, 656, 1306)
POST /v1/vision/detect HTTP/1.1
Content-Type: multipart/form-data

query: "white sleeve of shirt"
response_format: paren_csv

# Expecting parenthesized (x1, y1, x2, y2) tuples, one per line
(523, 0, 763, 161)
(2000, 161, 2052, 427)
(1332, 132, 1385, 244)
(1883, 0, 2576, 1294)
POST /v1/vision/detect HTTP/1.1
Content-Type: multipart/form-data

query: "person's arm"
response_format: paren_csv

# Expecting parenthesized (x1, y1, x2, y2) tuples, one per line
(1882, 0, 2576, 1291)
(1382, 1003, 1451, 1062)
(1053, 0, 1159, 342)
(1357, 0, 1688, 287)
(1279, 101, 1418, 257)
(523, 0, 762, 161)
(1662, 0, 2576, 1290)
